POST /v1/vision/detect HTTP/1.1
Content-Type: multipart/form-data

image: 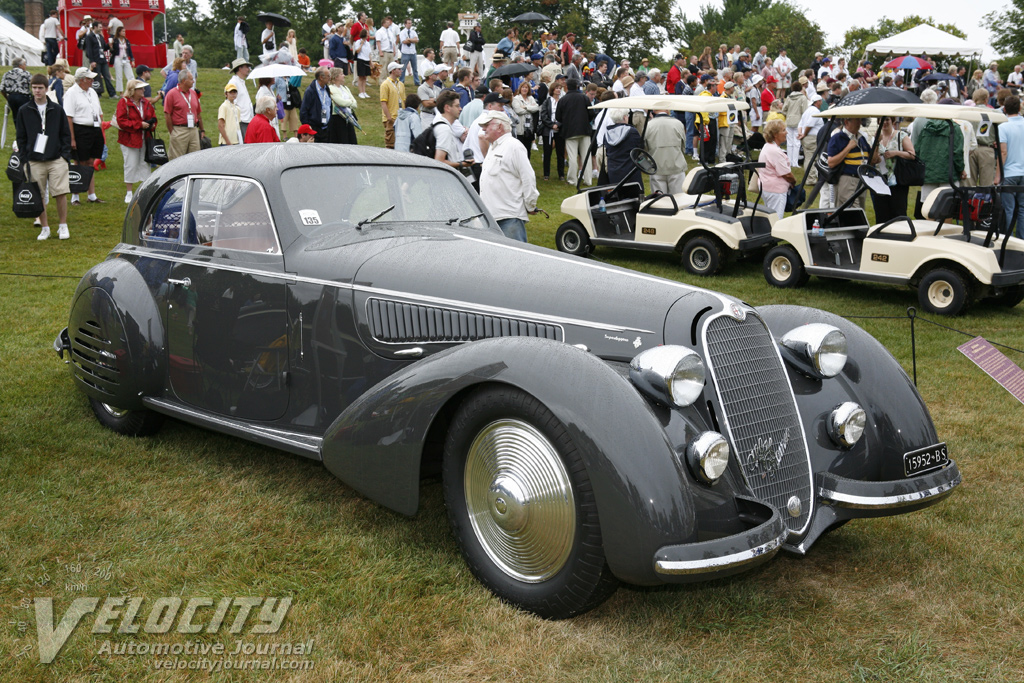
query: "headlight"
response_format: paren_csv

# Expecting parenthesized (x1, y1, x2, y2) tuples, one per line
(629, 346, 706, 407)
(779, 323, 848, 378)
(828, 402, 866, 448)
(686, 432, 730, 484)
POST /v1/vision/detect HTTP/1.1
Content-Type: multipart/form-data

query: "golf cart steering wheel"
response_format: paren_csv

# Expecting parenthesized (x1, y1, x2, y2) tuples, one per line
(608, 149, 658, 201)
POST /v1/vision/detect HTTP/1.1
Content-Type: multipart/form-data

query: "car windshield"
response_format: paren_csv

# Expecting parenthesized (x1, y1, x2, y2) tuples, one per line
(281, 165, 490, 236)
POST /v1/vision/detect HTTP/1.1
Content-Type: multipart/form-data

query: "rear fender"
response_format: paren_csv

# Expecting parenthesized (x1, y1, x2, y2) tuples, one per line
(320, 336, 699, 584)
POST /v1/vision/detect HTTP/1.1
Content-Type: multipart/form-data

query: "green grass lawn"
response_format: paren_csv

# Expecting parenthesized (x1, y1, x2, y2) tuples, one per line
(1, 67, 1023, 682)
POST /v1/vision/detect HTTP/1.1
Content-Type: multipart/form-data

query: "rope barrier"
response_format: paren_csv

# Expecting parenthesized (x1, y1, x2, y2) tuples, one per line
(0, 271, 80, 280)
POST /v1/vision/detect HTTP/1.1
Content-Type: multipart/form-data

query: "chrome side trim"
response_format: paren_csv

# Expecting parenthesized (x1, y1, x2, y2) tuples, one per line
(112, 249, 654, 335)
(143, 398, 322, 460)
(655, 535, 784, 575)
(819, 478, 961, 510)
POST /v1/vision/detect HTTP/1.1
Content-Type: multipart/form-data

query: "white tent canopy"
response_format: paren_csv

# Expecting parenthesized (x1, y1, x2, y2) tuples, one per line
(865, 24, 983, 59)
(0, 15, 45, 67)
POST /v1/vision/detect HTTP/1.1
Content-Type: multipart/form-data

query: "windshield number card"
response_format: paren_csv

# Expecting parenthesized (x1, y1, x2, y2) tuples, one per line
(299, 210, 322, 227)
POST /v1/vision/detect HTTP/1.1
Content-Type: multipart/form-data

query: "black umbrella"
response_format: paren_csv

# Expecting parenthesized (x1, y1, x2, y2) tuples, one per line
(256, 12, 290, 27)
(511, 11, 551, 23)
(920, 73, 956, 82)
(837, 86, 922, 107)
(490, 63, 538, 79)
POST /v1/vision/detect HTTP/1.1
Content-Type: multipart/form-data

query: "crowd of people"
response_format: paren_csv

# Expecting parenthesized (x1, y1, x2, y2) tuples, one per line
(8, 13, 1024, 243)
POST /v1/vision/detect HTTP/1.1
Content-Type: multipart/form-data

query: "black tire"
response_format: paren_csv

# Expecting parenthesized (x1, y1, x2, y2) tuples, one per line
(555, 220, 592, 256)
(763, 245, 810, 288)
(681, 235, 724, 276)
(88, 398, 164, 437)
(995, 285, 1024, 308)
(918, 268, 970, 316)
(442, 385, 618, 619)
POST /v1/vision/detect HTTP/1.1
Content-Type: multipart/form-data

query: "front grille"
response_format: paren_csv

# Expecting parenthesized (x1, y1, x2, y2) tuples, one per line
(704, 313, 812, 535)
(70, 320, 119, 395)
(367, 298, 562, 344)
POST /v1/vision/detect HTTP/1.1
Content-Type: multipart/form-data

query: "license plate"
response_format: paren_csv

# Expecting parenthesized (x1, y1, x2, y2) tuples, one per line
(903, 443, 949, 477)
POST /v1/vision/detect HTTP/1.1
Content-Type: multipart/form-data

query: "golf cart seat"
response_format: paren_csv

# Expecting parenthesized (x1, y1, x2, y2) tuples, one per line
(922, 188, 958, 221)
(683, 167, 715, 196)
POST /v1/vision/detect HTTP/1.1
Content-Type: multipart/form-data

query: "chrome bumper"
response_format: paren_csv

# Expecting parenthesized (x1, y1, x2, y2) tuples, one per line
(817, 461, 961, 512)
(654, 498, 787, 580)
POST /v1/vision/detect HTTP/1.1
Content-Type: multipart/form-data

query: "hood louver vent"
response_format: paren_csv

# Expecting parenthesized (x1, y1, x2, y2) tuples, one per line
(368, 298, 562, 344)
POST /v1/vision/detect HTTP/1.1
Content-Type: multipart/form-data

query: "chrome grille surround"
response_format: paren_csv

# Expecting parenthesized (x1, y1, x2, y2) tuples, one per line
(702, 311, 814, 537)
(367, 298, 563, 344)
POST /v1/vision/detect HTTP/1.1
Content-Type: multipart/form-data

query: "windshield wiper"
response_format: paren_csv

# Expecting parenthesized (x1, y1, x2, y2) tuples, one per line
(357, 204, 395, 229)
(457, 212, 485, 227)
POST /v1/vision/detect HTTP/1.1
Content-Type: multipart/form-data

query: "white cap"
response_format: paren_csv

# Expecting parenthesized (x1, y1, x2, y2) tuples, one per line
(387, 61, 402, 73)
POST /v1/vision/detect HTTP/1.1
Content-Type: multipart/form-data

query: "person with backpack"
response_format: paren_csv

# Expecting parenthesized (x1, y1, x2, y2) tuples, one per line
(430, 90, 472, 171)
(394, 94, 422, 152)
(234, 16, 249, 61)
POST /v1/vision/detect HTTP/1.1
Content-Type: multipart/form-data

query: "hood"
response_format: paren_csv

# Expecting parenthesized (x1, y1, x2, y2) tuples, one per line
(397, 108, 416, 121)
(605, 123, 634, 146)
(347, 228, 735, 361)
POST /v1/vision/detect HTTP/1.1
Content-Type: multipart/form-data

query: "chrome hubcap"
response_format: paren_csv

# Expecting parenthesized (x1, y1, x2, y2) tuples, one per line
(928, 280, 953, 307)
(562, 230, 580, 251)
(464, 419, 575, 582)
(691, 247, 710, 270)
(771, 256, 792, 280)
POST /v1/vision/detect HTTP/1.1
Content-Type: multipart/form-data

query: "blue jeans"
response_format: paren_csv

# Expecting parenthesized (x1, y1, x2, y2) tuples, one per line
(400, 52, 419, 85)
(684, 112, 695, 155)
(497, 218, 527, 242)
(1003, 175, 1024, 238)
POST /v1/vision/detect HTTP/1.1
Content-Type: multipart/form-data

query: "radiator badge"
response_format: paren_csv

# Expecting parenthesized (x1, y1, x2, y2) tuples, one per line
(747, 428, 790, 479)
(729, 303, 746, 321)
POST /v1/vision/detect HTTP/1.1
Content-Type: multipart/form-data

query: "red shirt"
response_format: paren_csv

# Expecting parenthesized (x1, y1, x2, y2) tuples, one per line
(666, 65, 682, 95)
(350, 21, 364, 42)
(560, 40, 572, 66)
(164, 86, 201, 126)
(760, 87, 775, 112)
(244, 113, 280, 143)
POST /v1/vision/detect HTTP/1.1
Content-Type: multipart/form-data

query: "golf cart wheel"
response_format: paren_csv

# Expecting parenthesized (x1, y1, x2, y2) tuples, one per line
(763, 245, 809, 288)
(681, 236, 724, 276)
(996, 285, 1024, 308)
(555, 220, 592, 256)
(918, 268, 970, 316)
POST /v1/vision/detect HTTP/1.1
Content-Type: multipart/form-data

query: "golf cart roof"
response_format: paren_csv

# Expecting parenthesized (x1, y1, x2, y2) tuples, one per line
(815, 103, 1008, 123)
(591, 94, 751, 114)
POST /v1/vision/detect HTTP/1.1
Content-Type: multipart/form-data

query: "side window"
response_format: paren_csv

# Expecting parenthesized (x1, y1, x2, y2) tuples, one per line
(141, 179, 187, 241)
(186, 178, 279, 253)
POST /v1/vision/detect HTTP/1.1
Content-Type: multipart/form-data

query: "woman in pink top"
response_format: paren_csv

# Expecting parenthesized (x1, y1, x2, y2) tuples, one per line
(757, 119, 795, 218)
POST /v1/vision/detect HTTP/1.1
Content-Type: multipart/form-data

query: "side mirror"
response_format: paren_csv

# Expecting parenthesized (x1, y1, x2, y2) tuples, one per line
(630, 148, 657, 175)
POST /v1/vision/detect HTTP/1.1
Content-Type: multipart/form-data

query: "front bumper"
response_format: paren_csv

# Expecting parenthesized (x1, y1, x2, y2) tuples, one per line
(654, 497, 787, 581)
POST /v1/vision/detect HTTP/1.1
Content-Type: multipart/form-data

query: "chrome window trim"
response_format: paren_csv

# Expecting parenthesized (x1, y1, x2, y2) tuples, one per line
(701, 310, 816, 539)
(654, 534, 784, 575)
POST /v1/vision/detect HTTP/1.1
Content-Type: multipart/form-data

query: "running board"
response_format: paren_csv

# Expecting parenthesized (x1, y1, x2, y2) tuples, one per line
(805, 266, 908, 284)
(143, 398, 323, 460)
(591, 237, 676, 252)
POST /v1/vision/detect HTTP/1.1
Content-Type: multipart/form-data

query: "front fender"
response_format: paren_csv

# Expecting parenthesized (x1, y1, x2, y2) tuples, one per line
(320, 336, 700, 584)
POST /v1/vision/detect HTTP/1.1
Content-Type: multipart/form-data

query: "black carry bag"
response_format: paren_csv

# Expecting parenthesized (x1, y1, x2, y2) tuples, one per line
(67, 163, 94, 193)
(7, 150, 26, 182)
(894, 154, 926, 186)
(144, 136, 169, 165)
(200, 134, 212, 150)
(12, 162, 44, 218)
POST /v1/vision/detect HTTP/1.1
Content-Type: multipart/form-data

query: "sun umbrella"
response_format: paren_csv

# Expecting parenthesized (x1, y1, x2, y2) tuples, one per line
(512, 11, 551, 22)
(920, 73, 957, 82)
(882, 55, 934, 71)
(256, 12, 290, 27)
(837, 86, 922, 108)
(490, 63, 538, 79)
(248, 63, 305, 80)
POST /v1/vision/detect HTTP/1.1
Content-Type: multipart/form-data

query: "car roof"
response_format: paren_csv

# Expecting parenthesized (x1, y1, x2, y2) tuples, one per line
(815, 103, 1008, 123)
(591, 94, 751, 114)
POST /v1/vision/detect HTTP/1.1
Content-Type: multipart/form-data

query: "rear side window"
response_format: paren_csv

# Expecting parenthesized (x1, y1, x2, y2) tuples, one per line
(186, 178, 279, 253)
(141, 179, 187, 241)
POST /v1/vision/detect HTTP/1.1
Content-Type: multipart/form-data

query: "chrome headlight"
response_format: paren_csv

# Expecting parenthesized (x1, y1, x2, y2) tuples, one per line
(686, 432, 730, 484)
(828, 402, 866, 448)
(629, 346, 706, 407)
(779, 323, 848, 378)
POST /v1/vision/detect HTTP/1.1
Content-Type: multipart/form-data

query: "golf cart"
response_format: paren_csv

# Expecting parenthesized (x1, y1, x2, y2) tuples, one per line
(556, 95, 779, 276)
(764, 102, 1024, 315)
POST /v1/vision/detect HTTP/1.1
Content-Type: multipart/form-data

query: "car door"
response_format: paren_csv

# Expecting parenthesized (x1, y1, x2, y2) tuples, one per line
(157, 175, 291, 421)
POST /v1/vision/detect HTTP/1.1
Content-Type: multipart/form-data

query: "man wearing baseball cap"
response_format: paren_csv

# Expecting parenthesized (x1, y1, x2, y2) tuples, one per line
(64, 67, 104, 204)
(287, 124, 317, 142)
(380, 61, 406, 148)
(479, 109, 538, 242)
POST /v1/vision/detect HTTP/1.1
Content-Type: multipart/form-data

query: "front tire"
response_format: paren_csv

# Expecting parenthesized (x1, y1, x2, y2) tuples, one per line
(442, 385, 617, 619)
(764, 245, 810, 288)
(681, 235, 724, 276)
(918, 268, 970, 316)
(555, 220, 592, 256)
(88, 398, 164, 436)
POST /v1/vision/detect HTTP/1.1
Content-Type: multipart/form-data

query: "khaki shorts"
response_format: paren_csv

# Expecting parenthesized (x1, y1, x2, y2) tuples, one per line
(441, 47, 459, 65)
(30, 158, 71, 196)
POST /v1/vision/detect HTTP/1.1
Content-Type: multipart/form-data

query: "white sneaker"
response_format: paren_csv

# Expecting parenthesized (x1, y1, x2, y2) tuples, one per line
(125, 191, 133, 204)
(37, 226, 50, 240)
(531, 142, 538, 151)
(692, 153, 700, 161)
(591, 168, 599, 179)
(58, 225, 70, 240)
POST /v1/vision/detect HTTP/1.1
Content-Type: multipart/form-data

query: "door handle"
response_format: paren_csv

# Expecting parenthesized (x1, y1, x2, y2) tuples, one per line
(393, 347, 423, 358)
(167, 277, 192, 289)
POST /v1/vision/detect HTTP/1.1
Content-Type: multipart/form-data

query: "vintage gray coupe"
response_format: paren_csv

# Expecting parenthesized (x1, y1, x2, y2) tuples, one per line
(56, 145, 961, 618)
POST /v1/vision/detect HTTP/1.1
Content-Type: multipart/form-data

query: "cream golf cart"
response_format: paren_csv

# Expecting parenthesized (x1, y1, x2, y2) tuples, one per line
(555, 95, 780, 276)
(763, 102, 1024, 315)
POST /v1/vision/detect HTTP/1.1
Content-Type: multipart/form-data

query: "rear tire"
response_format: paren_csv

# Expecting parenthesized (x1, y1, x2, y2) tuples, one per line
(88, 398, 164, 437)
(763, 245, 810, 288)
(442, 385, 617, 619)
(918, 268, 970, 316)
(681, 235, 724, 276)
(555, 220, 592, 256)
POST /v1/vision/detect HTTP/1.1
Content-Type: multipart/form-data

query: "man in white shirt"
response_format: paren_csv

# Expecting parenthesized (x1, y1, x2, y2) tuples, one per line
(439, 21, 461, 69)
(773, 49, 795, 97)
(321, 19, 333, 60)
(479, 110, 538, 242)
(234, 16, 249, 61)
(398, 19, 420, 86)
(797, 93, 825, 183)
(376, 16, 397, 73)
(228, 58, 254, 140)
(40, 10, 63, 66)
(107, 16, 123, 37)
(64, 68, 105, 204)
(433, 90, 472, 171)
